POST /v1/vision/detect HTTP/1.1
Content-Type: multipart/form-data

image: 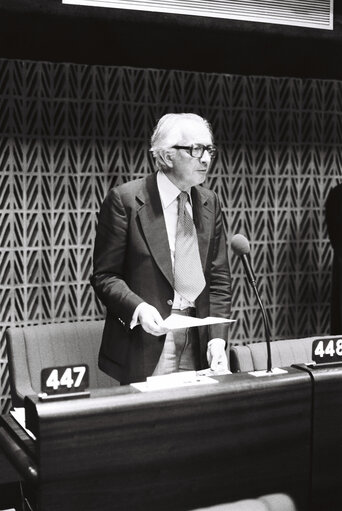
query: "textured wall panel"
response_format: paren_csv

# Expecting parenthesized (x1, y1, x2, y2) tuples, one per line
(0, 59, 339, 413)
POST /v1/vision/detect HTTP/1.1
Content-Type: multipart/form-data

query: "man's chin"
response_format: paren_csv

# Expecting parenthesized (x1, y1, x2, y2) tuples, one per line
(197, 173, 207, 184)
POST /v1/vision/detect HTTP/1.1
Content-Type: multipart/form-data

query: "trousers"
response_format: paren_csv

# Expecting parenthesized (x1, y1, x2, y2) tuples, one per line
(152, 308, 200, 375)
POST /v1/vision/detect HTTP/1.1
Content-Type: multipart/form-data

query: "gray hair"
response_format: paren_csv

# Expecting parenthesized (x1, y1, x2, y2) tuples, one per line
(150, 113, 213, 171)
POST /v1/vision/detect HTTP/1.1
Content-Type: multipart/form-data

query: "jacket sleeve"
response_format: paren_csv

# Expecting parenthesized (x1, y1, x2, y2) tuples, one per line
(90, 188, 144, 326)
(208, 193, 232, 341)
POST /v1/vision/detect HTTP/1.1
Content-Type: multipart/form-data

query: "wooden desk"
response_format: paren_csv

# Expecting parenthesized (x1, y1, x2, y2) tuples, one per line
(295, 363, 342, 511)
(0, 369, 311, 511)
(0, 446, 22, 510)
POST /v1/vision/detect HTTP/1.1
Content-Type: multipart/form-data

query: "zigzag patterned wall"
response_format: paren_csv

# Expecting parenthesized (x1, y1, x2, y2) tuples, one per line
(0, 59, 339, 413)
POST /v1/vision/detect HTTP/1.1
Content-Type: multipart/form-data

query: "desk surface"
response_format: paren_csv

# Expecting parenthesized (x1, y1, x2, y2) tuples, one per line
(1, 368, 312, 511)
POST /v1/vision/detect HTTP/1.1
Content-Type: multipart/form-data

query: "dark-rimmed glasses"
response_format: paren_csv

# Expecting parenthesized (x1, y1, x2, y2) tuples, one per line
(172, 144, 217, 158)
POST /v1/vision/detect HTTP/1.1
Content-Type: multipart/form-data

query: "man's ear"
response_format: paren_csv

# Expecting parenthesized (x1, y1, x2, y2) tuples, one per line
(162, 150, 174, 169)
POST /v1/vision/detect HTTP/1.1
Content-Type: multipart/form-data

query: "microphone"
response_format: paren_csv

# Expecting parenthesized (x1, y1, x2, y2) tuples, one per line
(231, 234, 256, 286)
(231, 234, 273, 373)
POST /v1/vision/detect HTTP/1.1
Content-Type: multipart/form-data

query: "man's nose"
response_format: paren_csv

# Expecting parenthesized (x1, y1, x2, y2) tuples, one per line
(200, 150, 211, 165)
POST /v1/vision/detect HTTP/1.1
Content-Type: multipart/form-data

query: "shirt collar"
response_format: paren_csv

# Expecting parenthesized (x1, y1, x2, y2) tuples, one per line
(157, 171, 192, 209)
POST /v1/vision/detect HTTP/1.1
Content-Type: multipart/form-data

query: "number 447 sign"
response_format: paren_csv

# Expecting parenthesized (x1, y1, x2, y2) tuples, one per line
(41, 365, 89, 395)
(312, 338, 342, 365)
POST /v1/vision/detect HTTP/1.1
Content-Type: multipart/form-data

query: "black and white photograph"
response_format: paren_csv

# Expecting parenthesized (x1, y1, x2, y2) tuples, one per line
(0, 1, 341, 510)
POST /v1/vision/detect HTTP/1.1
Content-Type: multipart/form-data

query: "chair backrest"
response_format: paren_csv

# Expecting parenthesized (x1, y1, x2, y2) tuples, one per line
(6, 320, 118, 406)
(230, 335, 341, 373)
(192, 493, 297, 511)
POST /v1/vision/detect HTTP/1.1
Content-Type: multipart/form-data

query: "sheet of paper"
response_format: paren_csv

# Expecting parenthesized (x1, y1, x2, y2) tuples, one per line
(162, 314, 235, 330)
(197, 367, 232, 376)
(10, 407, 36, 440)
(131, 370, 218, 392)
(249, 367, 288, 377)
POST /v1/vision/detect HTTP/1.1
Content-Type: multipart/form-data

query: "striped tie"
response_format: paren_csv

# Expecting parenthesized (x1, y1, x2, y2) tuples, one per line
(174, 191, 206, 302)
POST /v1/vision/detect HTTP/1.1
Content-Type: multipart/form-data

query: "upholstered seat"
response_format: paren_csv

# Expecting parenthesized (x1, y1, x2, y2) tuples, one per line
(192, 493, 297, 511)
(230, 335, 341, 373)
(6, 320, 118, 406)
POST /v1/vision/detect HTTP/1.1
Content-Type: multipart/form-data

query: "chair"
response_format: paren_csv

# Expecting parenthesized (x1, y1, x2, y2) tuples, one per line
(230, 335, 341, 373)
(192, 493, 297, 511)
(6, 320, 118, 407)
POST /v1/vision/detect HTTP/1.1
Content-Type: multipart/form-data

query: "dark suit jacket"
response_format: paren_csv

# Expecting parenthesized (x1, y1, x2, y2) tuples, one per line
(326, 183, 342, 334)
(91, 172, 232, 383)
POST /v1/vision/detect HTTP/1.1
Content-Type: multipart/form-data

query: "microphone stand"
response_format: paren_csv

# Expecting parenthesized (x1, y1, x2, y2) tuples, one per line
(241, 254, 273, 372)
(251, 283, 273, 373)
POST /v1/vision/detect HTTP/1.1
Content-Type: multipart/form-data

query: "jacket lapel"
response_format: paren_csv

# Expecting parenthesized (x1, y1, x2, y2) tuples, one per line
(136, 174, 174, 287)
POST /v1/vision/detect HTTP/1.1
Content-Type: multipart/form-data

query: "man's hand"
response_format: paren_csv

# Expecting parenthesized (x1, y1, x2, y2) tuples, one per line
(137, 303, 169, 336)
(207, 338, 229, 372)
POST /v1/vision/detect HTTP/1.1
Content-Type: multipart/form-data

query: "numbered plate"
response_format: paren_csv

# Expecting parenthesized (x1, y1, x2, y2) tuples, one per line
(41, 364, 89, 395)
(312, 338, 342, 365)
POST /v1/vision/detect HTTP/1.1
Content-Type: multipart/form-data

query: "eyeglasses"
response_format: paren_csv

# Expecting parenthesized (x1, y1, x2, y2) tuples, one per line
(172, 144, 217, 159)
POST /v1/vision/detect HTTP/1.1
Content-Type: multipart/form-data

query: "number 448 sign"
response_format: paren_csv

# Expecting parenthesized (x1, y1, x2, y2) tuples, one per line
(41, 365, 89, 395)
(312, 338, 342, 365)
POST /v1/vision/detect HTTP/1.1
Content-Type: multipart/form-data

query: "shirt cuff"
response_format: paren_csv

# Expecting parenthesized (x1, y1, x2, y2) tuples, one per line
(130, 302, 147, 329)
(208, 338, 226, 350)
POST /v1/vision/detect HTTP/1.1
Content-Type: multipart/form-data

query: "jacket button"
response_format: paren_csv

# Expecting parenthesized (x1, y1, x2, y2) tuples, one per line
(167, 299, 173, 306)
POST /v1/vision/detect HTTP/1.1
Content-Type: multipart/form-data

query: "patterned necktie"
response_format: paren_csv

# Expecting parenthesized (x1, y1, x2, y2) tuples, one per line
(174, 191, 206, 302)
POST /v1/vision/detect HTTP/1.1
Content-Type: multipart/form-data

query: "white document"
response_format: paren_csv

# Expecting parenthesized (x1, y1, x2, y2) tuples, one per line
(162, 314, 235, 330)
(131, 370, 218, 392)
(197, 367, 232, 376)
(249, 367, 288, 377)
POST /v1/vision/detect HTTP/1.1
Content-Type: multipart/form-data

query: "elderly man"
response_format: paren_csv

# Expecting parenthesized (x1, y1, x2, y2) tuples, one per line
(91, 112, 232, 384)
